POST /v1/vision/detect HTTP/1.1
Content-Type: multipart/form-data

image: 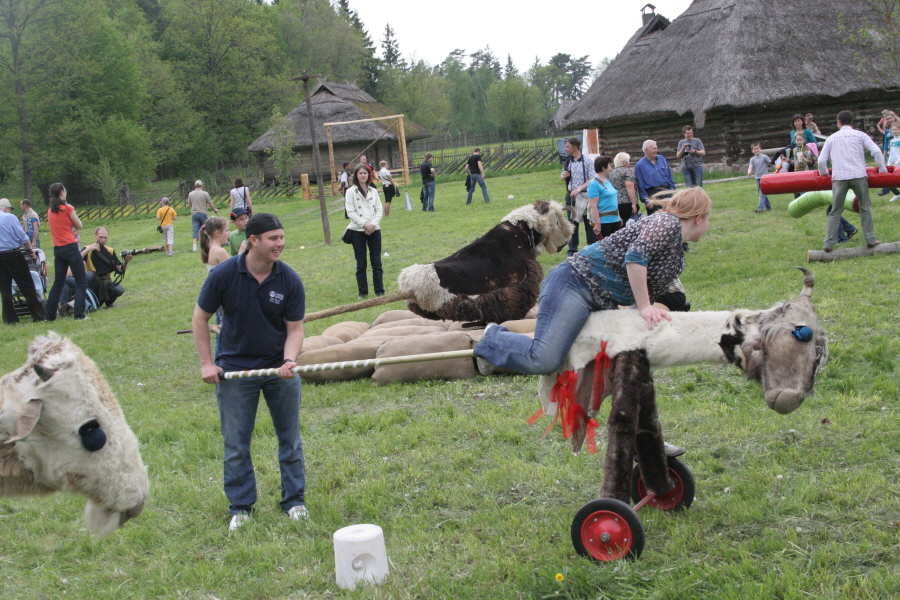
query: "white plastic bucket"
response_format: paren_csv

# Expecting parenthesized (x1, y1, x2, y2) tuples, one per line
(333, 524, 389, 590)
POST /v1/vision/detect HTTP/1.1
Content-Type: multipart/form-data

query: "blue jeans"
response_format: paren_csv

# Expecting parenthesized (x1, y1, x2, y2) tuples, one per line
(216, 374, 306, 515)
(825, 206, 857, 242)
(466, 173, 490, 204)
(682, 166, 704, 187)
(422, 181, 436, 211)
(192, 212, 208, 239)
(474, 262, 603, 375)
(45, 243, 87, 320)
(755, 180, 771, 210)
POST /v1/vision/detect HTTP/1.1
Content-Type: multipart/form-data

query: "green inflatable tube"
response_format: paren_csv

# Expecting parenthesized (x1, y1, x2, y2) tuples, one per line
(788, 190, 856, 218)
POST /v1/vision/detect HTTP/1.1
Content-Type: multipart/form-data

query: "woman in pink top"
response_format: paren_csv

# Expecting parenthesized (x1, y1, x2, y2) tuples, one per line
(45, 183, 88, 320)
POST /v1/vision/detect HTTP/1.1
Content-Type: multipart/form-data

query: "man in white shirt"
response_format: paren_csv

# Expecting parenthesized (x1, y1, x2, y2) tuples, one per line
(818, 110, 887, 252)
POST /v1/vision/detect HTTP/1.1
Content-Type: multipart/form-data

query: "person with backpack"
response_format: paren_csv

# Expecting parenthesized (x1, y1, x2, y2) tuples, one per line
(561, 137, 597, 255)
(230, 177, 253, 215)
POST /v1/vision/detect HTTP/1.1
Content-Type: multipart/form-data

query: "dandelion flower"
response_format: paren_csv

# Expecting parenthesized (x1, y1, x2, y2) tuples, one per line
(555, 573, 565, 582)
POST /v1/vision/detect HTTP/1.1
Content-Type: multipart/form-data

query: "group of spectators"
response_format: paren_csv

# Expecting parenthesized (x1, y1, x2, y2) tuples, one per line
(561, 127, 705, 255)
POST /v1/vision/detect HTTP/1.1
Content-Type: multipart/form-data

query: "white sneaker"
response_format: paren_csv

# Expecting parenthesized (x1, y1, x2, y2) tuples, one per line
(664, 442, 686, 458)
(891, 195, 900, 202)
(287, 505, 309, 520)
(192, 245, 197, 252)
(229, 512, 250, 531)
(475, 356, 495, 377)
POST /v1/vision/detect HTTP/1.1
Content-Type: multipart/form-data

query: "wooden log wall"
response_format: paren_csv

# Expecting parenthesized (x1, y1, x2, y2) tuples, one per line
(596, 91, 900, 167)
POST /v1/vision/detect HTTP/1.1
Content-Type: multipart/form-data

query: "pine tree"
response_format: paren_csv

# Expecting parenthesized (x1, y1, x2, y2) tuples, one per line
(381, 24, 405, 69)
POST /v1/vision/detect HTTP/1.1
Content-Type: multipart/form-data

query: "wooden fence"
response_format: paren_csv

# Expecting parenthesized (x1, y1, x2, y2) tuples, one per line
(76, 176, 334, 221)
(411, 140, 560, 176)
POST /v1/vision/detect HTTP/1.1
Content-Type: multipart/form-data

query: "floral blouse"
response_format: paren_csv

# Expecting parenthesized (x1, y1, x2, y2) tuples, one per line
(609, 167, 636, 205)
(569, 211, 685, 308)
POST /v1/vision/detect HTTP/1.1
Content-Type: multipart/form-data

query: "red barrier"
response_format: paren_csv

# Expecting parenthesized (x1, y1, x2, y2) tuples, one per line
(760, 166, 900, 196)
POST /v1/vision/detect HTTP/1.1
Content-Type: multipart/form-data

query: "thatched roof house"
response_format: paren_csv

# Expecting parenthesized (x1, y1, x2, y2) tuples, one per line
(563, 1, 900, 165)
(248, 81, 431, 183)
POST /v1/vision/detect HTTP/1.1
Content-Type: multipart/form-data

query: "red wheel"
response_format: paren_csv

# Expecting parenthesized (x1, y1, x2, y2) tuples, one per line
(571, 498, 645, 561)
(630, 457, 695, 511)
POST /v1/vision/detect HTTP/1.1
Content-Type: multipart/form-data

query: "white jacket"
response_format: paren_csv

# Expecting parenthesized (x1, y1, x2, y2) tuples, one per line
(345, 185, 383, 231)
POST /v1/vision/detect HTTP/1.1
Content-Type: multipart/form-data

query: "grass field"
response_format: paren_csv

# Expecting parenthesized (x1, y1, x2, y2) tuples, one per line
(1, 173, 899, 599)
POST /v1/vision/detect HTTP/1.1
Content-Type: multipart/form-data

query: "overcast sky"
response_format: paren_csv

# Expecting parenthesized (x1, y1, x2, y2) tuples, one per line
(351, 0, 691, 72)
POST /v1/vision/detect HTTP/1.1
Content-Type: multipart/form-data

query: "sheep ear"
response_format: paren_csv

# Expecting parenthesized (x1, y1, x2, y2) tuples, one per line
(0, 398, 43, 444)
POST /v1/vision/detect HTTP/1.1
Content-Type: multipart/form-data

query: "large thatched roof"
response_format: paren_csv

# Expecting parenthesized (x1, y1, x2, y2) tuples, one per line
(248, 81, 431, 152)
(563, 0, 896, 129)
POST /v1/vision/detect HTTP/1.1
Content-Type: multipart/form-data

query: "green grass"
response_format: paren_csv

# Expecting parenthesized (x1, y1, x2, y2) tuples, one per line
(2, 173, 900, 599)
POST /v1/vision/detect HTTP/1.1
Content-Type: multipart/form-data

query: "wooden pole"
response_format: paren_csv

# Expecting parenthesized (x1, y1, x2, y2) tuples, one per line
(398, 117, 410, 185)
(301, 174, 311, 200)
(326, 125, 338, 196)
(223, 349, 475, 380)
(303, 290, 414, 322)
(807, 241, 900, 262)
(324, 114, 405, 127)
(290, 71, 332, 244)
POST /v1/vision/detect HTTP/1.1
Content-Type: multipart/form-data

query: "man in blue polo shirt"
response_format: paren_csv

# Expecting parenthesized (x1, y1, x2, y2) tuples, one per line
(192, 213, 308, 531)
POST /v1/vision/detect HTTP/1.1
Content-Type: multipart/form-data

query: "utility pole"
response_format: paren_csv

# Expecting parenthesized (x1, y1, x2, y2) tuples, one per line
(290, 71, 331, 243)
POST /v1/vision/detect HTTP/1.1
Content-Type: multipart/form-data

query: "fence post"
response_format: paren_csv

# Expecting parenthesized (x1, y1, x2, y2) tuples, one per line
(301, 174, 311, 200)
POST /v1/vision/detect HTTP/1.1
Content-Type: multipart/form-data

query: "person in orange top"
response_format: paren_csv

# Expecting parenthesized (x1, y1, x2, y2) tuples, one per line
(45, 183, 88, 321)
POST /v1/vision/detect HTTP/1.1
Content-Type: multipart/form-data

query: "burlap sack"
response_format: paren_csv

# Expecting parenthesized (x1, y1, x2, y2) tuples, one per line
(359, 325, 445, 339)
(297, 340, 384, 383)
(321, 321, 370, 343)
(499, 319, 536, 334)
(372, 331, 475, 385)
(298, 335, 344, 355)
(371, 317, 449, 330)
(371, 309, 419, 326)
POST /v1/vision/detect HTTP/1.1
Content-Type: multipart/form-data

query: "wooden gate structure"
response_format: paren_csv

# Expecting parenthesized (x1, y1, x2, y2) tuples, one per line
(324, 115, 411, 194)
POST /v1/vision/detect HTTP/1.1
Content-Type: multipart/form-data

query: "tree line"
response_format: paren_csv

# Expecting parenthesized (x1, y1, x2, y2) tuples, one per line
(0, 0, 603, 201)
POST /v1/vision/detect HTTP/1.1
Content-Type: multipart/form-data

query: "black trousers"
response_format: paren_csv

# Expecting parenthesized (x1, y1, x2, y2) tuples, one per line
(565, 191, 597, 254)
(0, 249, 44, 323)
(349, 229, 384, 297)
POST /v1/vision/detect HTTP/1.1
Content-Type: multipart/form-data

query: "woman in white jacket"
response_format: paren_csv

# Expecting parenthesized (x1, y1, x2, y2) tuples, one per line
(345, 164, 384, 299)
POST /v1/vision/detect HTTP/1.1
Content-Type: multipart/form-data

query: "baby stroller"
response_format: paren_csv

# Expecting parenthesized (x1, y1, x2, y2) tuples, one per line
(12, 247, 48, 317)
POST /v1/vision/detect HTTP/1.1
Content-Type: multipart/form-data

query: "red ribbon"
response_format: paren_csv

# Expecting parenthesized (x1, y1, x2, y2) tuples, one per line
(528, 342, 611, 455)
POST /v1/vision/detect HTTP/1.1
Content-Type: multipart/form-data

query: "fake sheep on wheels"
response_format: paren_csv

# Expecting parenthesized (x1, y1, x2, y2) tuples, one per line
(543, 268, 828, 561)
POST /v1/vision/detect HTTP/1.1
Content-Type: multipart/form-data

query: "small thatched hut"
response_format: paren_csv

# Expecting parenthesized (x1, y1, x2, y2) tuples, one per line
(248, 81, 431, 183)
(563, 1, 900, 165)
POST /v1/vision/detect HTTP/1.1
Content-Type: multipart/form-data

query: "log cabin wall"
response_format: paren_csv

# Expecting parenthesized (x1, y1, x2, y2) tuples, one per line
(596, 92, 900, 167)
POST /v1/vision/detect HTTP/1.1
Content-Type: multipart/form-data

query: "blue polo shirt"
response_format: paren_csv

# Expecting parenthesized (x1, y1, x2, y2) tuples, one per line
(197, 253, 305, 371)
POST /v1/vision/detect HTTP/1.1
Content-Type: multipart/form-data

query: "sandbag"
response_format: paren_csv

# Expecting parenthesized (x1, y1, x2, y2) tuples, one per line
(296, 340, 384, 383)
(321, 321, 370, 343)
(371, 309, 419, 326)
(372, 331, 475, 385)
(359, 325, 445, 339)
(499, 318, 536, 334)
(370, 317, 449, 330)
(298, 335, 344, 355)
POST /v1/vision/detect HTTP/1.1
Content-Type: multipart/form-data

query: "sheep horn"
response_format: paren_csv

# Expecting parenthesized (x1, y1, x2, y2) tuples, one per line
(33, 363, 58, 382)
(795, 266, 815, 298)
(562, 205, 576, 217)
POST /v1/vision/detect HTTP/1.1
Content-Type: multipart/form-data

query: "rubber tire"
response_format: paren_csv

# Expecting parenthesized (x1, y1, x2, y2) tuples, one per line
(630, 457, 695, 511)
(571, 497, 645, 561)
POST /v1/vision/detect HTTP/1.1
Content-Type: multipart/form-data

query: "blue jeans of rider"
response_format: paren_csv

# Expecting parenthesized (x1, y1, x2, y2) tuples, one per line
(682, 166, 704, 188)
(474, 261, 605, 375)
(466, 173, 491, 204)
(216, 374, 306, 515)
(422, 181, 436, 211)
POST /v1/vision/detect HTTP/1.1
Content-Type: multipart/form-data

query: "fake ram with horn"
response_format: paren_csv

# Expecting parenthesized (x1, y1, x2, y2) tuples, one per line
(535, 268, 828, 504)
(0, 333, 149, 537)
